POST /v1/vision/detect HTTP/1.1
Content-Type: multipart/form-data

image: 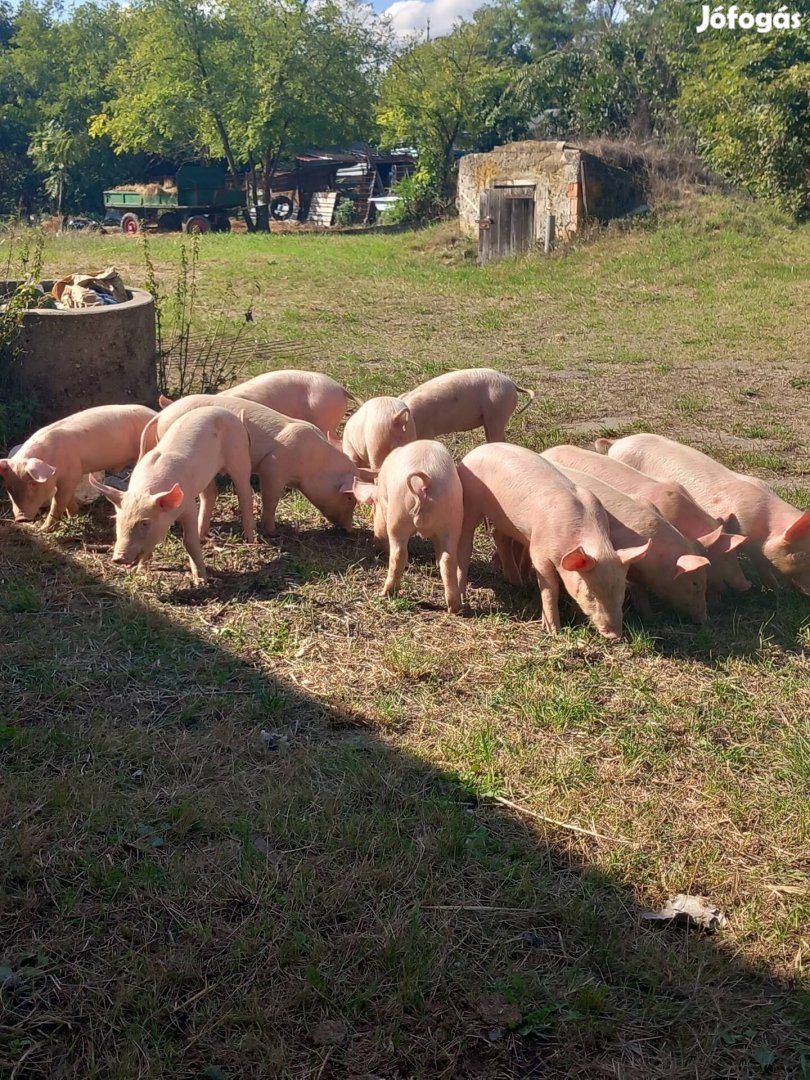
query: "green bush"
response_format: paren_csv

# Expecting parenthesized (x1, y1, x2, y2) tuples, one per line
(333, 196, 359, 226)
(383, 171, 452, 226)
(0, 234, 44, 449)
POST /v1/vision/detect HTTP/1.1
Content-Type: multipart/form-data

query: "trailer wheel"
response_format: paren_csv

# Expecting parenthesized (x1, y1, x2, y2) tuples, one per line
(157, 211, 182, 232)
(121, 213, 140, 235)
(270, 196, 294, 221)
(184, 215, 210, 234)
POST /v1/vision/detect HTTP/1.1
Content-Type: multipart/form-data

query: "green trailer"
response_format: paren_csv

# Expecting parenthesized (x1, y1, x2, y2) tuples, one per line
(103, 165, 245, 235)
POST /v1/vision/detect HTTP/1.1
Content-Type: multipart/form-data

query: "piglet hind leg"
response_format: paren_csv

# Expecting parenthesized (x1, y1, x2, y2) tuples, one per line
(256, 458, 286, 536)
(434, 531, 462, 614)
(198, 480, 218, 541)
(383, 532, 410, 597)
(483, 420, 507, 443)
(455, 509, 481, 595)
(229, 472, 256, 544)
(223, 441, 257, 544)
(179, 507, 208, 585)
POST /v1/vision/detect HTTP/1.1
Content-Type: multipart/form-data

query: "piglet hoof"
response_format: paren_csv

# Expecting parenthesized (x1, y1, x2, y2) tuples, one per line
(40, 520, 57, 533)
(259, 523, 278, 538)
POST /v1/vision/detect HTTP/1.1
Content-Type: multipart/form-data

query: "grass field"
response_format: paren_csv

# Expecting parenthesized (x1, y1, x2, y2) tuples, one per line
(2, 195, 809, 1079)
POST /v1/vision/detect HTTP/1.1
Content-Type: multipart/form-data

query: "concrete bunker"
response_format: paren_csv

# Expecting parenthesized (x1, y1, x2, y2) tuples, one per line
(457, 140, 647, 260)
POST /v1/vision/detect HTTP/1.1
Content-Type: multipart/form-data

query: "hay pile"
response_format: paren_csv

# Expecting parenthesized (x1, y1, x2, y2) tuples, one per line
(108, 180, 177, 195)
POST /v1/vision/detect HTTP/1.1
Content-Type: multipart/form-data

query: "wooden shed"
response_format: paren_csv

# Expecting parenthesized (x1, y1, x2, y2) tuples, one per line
(269, 147, 416, 224)
(457, 141, 646, 262)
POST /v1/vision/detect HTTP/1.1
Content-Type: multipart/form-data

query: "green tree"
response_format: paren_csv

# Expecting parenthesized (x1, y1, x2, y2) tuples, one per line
(28, 120, 86, 219)
(227, 0, 389, 205)
(529, 17, 677, 139)
(676, 23, 810, 216)
(1, 1, 141, 214)
(92, 0, 388, 226)
(378, 24, 520, 199)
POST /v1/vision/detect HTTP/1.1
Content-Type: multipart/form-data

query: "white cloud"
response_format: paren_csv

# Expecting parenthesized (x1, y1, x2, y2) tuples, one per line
(383, 0, 479, 39)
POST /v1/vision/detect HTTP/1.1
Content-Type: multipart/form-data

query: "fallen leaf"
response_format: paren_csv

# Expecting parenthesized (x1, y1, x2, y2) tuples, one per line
(311, 1019, 348, 1046)
(751, 1046, 775, 1068)
(642, 894, 727, 932)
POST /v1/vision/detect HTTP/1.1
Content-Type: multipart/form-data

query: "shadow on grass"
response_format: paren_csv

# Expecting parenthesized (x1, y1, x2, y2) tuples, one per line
(1, 521, 808, 1080)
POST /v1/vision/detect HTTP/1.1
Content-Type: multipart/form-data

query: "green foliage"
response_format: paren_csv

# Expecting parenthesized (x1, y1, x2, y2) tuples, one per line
(0, 232, 43, 448)
(333, 195, 359, 226)
(378, 24, 522, 198)
(140, 230, 254, 397)
(92, 0, 389, 199)
(677, 26, 810, 216)
(530, 20, 678, 139)
(28, 120, 87, 217)
(383, 171, 452, 225)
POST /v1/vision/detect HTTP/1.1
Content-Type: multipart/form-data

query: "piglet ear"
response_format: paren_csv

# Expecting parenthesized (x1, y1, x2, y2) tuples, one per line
(159, 394, 173, 408)
(0, 459, 9, 476)
(697, 524, 724, 549)
(350, 477, 378, 504)
(715, 532, 747, 554)
(783, 510, 810, 546)
(25, 457, 56, 483)
(616, 539, 651, 566)
(355, 466, 378, 482)
(153, 483, 184, 511)
(89, 472, 124, 507)
(327, 432, 343, 449)
(561, 546, 596, 573)
(674, 553, 710, 576)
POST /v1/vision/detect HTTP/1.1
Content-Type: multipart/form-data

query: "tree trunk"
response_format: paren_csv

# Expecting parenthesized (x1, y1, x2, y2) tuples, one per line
(56, 172, 64, 232)
(262, 152, 280, 232)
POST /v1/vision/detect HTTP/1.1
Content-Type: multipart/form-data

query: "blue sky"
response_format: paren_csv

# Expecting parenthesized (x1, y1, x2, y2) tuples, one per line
(38, 0, 481, 42)
(375, 0, 480, 39)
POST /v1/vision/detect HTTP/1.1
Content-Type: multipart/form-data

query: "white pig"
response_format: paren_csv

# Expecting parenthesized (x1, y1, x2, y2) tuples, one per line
(402, 367, 535, 442)
(548, 463, 711, 623)
(143, 394, 373, 534)
(457, 444, 650, 638)
(342, 397, 416, 471)
(160, 370, 354, 444)
(91, 407, 255, 585)
(598, 433, 810, 595)
(0, 404, 156, 530)
(543, 443, 750, 593)
(352, 440, 464, 613)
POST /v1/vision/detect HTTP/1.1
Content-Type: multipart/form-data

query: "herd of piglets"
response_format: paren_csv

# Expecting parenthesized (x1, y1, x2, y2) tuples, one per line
(1, 365, 808, 641)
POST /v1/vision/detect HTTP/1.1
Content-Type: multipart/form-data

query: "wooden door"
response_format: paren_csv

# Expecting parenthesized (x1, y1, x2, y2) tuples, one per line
(478, 186, 536, 264)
